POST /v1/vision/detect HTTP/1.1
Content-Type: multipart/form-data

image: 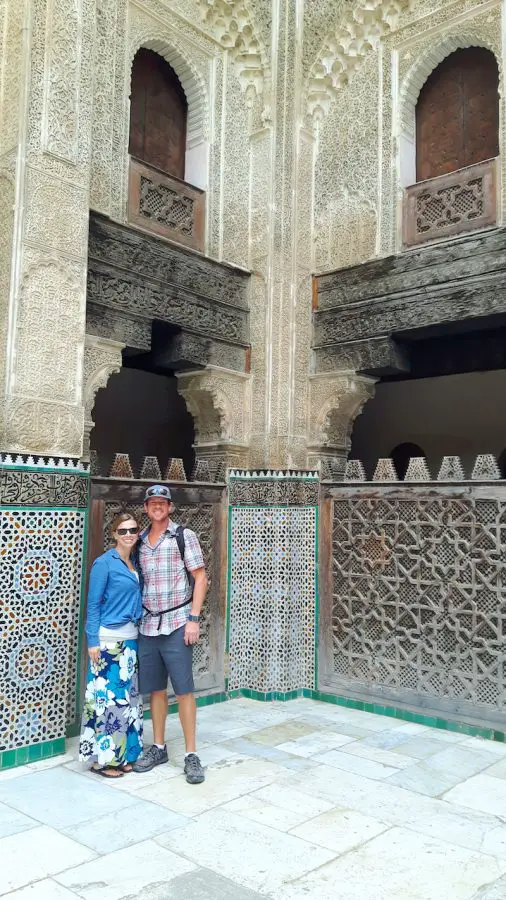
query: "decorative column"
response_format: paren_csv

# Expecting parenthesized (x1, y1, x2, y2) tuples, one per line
(307, 373, 376, 476)
(0, 0, 95, 768)
(0, 0, 94, 458)
(177, 367, 251, 479)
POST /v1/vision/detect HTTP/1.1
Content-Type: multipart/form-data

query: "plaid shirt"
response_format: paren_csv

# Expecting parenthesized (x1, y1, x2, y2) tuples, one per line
(138, 522, 205, 637)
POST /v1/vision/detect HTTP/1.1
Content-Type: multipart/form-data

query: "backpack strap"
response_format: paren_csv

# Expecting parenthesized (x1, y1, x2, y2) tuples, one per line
(174, 524, 186, 564)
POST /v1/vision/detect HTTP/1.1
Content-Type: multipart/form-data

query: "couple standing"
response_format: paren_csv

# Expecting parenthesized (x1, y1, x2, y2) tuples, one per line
(79, 484, 207, 785)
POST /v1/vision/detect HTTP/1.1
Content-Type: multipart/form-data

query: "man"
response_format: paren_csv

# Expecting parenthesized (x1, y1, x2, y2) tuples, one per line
(133, 484, 208, 784)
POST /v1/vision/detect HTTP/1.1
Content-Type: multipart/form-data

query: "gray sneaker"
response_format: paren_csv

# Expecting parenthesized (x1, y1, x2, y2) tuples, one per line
(184, 752, 205, 784)
(132, 744, 168, 773)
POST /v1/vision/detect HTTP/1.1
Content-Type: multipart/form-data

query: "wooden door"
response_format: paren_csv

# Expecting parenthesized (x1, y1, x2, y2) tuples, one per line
(129, 48, 188, 179)
(416, 47, 499, 182)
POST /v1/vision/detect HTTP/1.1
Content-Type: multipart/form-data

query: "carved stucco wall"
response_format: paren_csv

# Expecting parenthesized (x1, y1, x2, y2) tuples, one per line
(0, 0, 94, 457)
(2, 0, 503, 463)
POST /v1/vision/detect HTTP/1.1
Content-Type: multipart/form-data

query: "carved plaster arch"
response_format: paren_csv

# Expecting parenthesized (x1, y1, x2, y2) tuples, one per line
(82, 336, 124, 459)
(400, 34, 502, 141)
(398, 35, 502, 187)
(128, 33, 210, 189)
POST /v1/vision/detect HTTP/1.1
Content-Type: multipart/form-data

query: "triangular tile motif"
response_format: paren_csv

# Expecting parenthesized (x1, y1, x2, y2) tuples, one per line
(109, 453, 134, 479)
(191, 459, 212, 482)
(164, 458, 187, 481)
(344, 459, 366, 482)
(404, 457, 431, 482)
(372, 458, 398, 482)
(320, 458, 333, 480)
(140, 456, 162, 481)
(437, 456, 465, 481)
(89, 450, 101, 476)
(471, 454, 501, 481)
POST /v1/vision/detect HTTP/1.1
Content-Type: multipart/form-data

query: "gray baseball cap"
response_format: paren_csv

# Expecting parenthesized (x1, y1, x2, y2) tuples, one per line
(144, 484, 172, 502)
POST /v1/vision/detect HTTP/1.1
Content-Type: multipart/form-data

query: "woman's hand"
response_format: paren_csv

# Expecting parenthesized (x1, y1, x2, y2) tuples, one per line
(88, 646, 101, 664)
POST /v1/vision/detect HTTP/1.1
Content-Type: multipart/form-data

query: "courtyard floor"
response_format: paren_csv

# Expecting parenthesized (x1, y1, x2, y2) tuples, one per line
(2, 699, 506, 898)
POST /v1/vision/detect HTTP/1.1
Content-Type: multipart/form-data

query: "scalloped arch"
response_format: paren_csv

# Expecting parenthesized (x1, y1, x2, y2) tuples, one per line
(128, 35, 209, 148)
(400, 36, 502, 139)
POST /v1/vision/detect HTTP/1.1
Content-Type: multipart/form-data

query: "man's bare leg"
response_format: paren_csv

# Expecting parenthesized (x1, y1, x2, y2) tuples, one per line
(177, 692, 196, 753)
(151, 688, 168, 745)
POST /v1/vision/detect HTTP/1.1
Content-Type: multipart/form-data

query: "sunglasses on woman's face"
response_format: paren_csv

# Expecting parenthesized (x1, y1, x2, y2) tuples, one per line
(116, 526, 140, 535)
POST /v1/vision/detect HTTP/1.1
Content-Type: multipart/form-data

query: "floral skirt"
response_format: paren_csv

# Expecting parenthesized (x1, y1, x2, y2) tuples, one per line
(79, 640, 143, 768)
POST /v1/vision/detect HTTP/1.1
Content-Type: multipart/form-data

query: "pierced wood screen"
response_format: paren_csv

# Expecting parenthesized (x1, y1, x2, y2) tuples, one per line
(319, 483, 506, 730)
(416, 47, 499, 182)
(129, 48, 188, 180)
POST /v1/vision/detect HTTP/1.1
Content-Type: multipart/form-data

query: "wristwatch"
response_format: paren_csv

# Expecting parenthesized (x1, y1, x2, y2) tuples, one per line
(188, 614, 201, 623)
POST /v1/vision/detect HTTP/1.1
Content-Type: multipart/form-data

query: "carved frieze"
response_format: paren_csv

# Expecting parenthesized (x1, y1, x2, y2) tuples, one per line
(314, 226, 506, 350)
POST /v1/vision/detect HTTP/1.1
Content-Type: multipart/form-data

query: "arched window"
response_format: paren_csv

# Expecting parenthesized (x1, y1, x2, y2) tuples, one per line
(129, 48, 188, 180)
(416, 47, 499, 182)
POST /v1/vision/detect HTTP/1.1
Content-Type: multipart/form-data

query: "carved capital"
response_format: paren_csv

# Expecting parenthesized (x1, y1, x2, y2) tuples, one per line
(82, 335, 124, 459)
(308, 372, 376, 452)
(176, 366, 251, 447)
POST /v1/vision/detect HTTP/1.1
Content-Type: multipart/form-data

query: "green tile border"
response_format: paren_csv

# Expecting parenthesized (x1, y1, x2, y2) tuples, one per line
(0, 737, 66, 771)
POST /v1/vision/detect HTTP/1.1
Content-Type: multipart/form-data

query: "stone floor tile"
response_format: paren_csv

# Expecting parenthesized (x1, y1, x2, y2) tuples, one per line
(0, 800, 37, 839)
(135, 757, 285, 816)
(247, 720, 317, 746)
(339, 740, 417, 769)
(123, 869, 265, 899)
(482, 758, 506, 779)
(252, 782, 334, 819)
(460, 737, 506, 756)
(55, 838, 196, 900)
(0, 768, 139, 828)
(155, 807, 336, 893)
(390, 736, 454, 759)
(275, 826, 505, 900)
(472, 874, 506, 899)
(276, 730, 355, 757)
(64, 759, 182, 793)
(0, 766, 32, 783)
(275, 765, 506, 855)
(313, 748, 401, 780)
(386, 763, 462, 797)
(0, 825, 96, 895)
(62, 799, 189, 853)
(360, 728, 424, 751)
(223, 794, 312, 832)
(444, 773, 506, 816)
(4, 879, 80, 899)
(428, 746, 500, 779)
(290, 808, 390, 853)
(297, 712, 375, 738)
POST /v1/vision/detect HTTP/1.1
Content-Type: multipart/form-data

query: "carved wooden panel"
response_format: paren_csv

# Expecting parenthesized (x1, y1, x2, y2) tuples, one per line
(128, 158, 205, 252)
(129, 48, 187, 180)
(319, 483, 506, 730)
(416, 48, 499, 182)
(403, 158, 497, 248)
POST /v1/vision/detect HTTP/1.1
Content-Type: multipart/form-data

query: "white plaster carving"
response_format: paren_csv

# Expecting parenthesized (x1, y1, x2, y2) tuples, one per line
(82, 335, 125, 459)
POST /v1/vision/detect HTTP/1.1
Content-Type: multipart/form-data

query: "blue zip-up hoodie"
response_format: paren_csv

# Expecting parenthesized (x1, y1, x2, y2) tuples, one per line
(85, 548, 143, 648)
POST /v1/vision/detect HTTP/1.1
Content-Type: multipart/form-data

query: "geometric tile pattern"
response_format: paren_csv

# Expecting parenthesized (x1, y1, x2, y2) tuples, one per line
(331, 490, 506, 719)
(228, 506, 317, 693)
(0, 508, 86, 751)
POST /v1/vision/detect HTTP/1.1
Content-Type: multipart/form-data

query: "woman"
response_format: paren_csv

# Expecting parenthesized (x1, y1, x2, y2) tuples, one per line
(79, 511, 144, 777)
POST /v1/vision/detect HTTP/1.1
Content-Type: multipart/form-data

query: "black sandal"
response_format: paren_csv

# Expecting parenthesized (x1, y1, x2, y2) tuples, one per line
(90, 765, 124, 779)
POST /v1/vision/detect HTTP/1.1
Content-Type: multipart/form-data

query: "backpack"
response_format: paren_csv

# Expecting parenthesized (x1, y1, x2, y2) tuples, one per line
(172, 524, 195, 601)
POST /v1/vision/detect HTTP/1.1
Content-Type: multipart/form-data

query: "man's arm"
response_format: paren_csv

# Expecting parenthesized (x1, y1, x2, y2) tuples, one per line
(190, 566, 208, 618)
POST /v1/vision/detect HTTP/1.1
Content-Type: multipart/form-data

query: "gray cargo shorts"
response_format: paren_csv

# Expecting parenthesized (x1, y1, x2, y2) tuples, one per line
(138, 625, 194, 696)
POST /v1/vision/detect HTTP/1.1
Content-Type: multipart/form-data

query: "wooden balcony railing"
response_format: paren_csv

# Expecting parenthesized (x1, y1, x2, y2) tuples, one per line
(402, 157, 498, 248)
(128, 157, 205, 252)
